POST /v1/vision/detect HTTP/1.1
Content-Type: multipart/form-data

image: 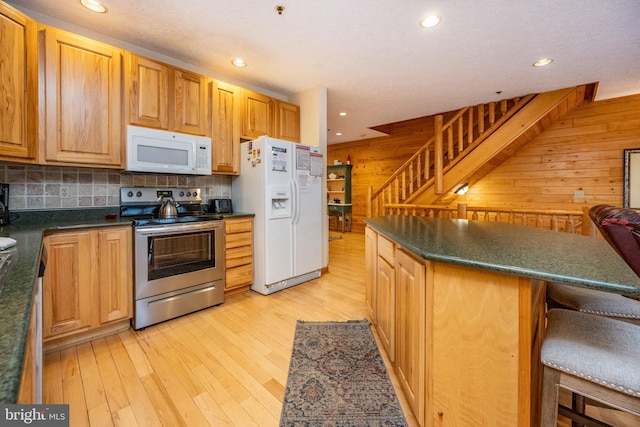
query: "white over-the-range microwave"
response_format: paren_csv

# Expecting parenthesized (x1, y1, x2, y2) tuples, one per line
(126, 125, 212, 175)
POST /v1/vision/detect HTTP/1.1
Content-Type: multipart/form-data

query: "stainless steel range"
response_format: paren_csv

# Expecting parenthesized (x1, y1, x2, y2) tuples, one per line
(120, 187, 224, 329)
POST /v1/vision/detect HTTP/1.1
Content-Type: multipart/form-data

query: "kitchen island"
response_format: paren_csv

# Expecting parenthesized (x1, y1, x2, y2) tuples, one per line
(364, 215, 640, 427)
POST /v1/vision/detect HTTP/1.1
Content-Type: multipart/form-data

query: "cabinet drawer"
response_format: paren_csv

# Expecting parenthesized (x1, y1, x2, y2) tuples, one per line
(226, 265, 253, 287)
(225, 218, 253, 234)
(378, 234, 395, 264)
(226, 231, 252, 249)
(226, 246, 253, 268)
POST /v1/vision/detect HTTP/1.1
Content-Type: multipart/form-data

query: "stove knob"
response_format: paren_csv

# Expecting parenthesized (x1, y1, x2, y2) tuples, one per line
(136, 191, 142, 198)
(179, 191, 185, 197)
(127, 191, 133, 198)
(186, 191, 191, 197)
(192, 191, 197, 197)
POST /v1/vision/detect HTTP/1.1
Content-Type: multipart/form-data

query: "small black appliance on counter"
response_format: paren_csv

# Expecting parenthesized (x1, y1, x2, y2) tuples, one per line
(0, 183, 9, 225)
(209, 198, 233, 214)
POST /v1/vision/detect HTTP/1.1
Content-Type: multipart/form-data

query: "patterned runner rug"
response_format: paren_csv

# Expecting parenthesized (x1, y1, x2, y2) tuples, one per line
(280, 319, 407, 426)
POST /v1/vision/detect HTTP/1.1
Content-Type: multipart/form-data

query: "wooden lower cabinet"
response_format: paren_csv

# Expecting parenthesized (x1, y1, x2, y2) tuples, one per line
(18, 282, 38, 403)
(43, 226, 132, 348)
(364, 227, 377, 321)
(224, 217, 254, 296)
(365, 226, 544, 426)
(395, 248, 427, 424)
(376, 234, 396, 361)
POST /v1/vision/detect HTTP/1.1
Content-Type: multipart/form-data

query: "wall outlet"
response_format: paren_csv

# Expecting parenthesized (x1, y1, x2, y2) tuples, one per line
(574, 190, 585, 199)
(59, 185, 70, 199)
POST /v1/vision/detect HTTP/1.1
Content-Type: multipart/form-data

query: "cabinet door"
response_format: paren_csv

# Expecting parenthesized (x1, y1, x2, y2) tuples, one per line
(274, 100, 300, 142)
(174, 68, 207, 135)
(364, 227, 377, 322)
(395, 248, 427, 425)
(210, 80, 241, 174)
(127, 53, 169, 129)
(40, 26, 123, 167)
(0, 3, 37, 161)
(96, 227, 132, 325)
(43, 231, 92, 339)
(241, 89, 273, 139)
(377, 255, 395, 361)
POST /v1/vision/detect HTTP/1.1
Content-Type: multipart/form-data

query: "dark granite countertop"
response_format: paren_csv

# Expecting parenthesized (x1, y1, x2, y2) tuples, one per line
(0, 208, 131, 403)
(364, 215, 640, 297)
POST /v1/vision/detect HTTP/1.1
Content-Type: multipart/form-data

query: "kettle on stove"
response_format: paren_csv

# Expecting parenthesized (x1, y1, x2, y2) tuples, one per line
(158, 196, 179, 219)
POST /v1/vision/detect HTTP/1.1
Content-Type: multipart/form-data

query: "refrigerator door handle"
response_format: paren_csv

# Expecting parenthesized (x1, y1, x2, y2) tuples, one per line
(291, 178, 300, 224)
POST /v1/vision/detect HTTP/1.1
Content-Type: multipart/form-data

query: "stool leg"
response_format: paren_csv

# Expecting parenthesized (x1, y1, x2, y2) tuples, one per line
(572, 393, 586, 427)
(541, 366, 561, 426)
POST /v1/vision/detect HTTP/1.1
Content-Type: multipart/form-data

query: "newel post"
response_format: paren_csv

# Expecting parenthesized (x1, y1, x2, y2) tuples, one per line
(457, 203, 467, 219)
(434, 115, 444, 194)
(582, 206, 595, 237)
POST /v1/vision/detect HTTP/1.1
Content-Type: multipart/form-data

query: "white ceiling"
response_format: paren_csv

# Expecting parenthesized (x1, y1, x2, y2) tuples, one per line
(8, 0, 640, 145)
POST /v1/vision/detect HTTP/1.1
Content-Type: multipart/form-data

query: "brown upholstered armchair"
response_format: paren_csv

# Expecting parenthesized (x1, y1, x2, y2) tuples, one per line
(589, 204, 640, 277)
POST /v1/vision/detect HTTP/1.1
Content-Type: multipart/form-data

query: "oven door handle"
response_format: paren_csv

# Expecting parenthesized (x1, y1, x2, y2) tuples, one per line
(135, 221, 222, 235)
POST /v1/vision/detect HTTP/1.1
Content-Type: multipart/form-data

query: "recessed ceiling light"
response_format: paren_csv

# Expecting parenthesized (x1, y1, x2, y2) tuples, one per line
(231, 58, 247, 68)
(336, 132, 343, 136)
(339, 112, 347, 116)
(420, 15, 441, 28)
(533, 58, 553, 67)
(80, 0, 107, 13)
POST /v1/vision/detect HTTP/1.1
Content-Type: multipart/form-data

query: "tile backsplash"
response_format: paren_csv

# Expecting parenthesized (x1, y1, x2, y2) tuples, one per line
(0, 164, 232, 210)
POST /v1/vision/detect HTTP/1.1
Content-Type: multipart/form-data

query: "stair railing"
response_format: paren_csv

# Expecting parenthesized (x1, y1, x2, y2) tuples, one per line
(382, 203, 595, 236)
(368, 95, 535, 218)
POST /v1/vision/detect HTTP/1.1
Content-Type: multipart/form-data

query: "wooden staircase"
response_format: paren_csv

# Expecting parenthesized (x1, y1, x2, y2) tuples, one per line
(369, 84, 596, 217)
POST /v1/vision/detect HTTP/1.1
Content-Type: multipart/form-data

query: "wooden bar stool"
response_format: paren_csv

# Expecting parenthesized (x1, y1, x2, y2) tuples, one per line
(541, 309, 640, 426)
(546, 204, 640, 424)
(547, 205, 640, 325)
(547, 283, 640, 325)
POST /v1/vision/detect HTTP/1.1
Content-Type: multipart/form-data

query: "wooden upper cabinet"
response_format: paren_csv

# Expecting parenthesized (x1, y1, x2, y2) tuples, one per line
(275, 100, 300, 142)
(174, 68, 207, 135)
(126, 53, 207, 136)
(241, 89, 273, 140)
(127, 54, 169, 129)
(40, 26, 123, 168)
(0, 2, 37, 161)
(210, 80, 241, 174)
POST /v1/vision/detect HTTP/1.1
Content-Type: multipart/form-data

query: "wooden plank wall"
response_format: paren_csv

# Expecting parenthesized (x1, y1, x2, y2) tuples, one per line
(327, 93, 640, 232)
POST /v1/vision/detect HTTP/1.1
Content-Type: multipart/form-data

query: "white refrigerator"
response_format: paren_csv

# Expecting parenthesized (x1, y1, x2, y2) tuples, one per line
(232, 136, 324, 295)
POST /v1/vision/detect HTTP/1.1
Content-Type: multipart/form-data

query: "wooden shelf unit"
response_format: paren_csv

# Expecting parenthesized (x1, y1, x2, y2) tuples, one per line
(327, 164, 352, 232)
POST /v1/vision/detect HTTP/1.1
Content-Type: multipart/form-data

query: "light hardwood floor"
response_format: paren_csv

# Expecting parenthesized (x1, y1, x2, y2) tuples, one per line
(43, 232, 637, 426)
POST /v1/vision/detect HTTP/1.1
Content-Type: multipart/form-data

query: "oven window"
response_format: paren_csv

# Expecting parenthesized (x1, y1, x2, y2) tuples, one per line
(147, 229, 215, 281)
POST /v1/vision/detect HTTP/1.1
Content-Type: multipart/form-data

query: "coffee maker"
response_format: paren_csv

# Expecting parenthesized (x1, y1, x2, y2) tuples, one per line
(0, 184, 9, 225)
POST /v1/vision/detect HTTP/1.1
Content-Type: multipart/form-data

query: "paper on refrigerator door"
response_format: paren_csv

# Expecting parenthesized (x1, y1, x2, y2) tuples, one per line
(271, 146, 288, 171)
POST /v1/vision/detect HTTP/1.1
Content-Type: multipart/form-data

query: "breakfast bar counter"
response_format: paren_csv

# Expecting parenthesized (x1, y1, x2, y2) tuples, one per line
(363, 215, 640, 426)
(365, 215, 640, 296)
